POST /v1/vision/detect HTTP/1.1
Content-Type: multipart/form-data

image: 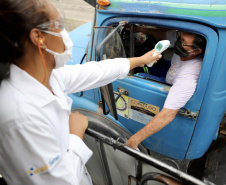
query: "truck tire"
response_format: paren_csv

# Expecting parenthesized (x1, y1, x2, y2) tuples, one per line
(204, 145, 226, 185)
(72, 108, 148, 185)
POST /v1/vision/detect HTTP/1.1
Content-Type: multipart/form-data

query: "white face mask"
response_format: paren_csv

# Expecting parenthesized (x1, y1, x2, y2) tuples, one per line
(42, 29, 73, 69)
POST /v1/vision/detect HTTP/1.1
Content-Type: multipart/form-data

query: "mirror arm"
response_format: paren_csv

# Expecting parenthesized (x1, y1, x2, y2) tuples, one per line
(129, 24, 135, 75)
(101, 90, 110, 115)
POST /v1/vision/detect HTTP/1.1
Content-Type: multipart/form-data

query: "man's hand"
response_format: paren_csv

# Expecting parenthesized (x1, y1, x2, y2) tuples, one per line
(69, 112, 88, 140)
(129, 49, 162, 69)
(126, 136, 140, 149)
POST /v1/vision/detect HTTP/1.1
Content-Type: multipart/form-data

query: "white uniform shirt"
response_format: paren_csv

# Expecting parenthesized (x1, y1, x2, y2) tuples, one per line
(0, 58, 130, 185)
(164, 30, 203, 109)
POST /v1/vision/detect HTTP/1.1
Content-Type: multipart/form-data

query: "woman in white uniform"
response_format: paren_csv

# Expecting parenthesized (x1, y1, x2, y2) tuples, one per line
(0, 0, 161, 184)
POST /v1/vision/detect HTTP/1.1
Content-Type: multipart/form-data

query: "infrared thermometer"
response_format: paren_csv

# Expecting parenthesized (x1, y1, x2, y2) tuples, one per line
(147, 40, 170, 67)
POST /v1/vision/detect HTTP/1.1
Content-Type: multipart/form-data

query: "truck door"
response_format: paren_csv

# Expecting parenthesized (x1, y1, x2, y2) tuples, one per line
(97, 17, 218, 160)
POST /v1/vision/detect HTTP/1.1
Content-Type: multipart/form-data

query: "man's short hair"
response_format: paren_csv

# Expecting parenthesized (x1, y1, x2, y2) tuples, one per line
(193, 34, 206, 54)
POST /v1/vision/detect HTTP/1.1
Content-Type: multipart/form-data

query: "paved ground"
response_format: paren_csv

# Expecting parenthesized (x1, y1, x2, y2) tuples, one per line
(50, 0, 95, 31)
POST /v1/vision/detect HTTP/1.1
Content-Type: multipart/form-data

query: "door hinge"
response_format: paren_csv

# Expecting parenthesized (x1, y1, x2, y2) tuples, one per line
(177, 108, 199, 119)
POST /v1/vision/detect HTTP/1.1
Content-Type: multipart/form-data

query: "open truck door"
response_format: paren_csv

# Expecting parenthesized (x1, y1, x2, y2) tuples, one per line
(97, 18, 217, 162)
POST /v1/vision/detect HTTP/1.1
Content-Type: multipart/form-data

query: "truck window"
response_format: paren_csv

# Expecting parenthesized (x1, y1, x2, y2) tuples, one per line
(119, 24, 206, 85)
(98, 24, 206, 86)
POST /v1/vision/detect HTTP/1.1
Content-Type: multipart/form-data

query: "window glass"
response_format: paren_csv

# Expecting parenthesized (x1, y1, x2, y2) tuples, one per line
(94, 27, 126, 61)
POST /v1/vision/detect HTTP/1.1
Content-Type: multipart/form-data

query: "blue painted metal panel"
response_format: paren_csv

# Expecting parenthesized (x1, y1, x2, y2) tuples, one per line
(68, 22, 96, 105)
(69, 94, 131, 133)
(69, 94, 99, 112)
(69, 22, 92, 48)
(99, 0, 226, 28)
(67, 47, 86, 65)
(68, 22, 92, 65)
(186, 29, 226, 159)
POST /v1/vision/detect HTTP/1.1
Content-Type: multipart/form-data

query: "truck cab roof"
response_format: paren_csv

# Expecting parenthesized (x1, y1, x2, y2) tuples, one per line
(100, 0, 226, 28)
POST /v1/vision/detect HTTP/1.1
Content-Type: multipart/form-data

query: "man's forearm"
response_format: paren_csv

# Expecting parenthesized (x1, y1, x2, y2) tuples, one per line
(127, 108, 179, 149)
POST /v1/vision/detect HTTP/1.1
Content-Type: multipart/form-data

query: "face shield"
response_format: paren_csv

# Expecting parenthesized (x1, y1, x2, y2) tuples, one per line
(36, 17, 72, 72)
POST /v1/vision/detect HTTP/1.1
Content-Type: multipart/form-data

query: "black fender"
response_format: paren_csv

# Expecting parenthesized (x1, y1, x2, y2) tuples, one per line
(204, 144, 226, 185)
(72, 109, 148, 184)
(71, 108, 148, 154)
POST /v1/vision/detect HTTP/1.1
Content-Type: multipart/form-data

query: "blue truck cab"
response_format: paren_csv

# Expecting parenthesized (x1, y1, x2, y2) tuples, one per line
(69, 0, 226, 184)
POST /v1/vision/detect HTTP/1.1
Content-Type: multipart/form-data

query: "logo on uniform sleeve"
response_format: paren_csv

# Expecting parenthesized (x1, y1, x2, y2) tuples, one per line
(27, 155, 60, 176)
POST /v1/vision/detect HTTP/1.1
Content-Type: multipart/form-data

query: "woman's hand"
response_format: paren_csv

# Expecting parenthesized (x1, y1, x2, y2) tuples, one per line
(140, 49, 162, 66)
(129, 49, 162, 69)
(69, 112, 88, 140)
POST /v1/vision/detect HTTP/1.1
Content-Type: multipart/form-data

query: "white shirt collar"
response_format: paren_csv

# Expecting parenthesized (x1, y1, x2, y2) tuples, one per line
(9, 64, 56, 107)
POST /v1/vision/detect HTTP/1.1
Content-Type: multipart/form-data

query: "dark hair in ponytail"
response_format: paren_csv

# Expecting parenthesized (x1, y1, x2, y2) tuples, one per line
(0, 0, 50, 81)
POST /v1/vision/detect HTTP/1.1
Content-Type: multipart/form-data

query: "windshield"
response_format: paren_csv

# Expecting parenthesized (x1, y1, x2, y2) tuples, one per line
(94, 27, 126, 60)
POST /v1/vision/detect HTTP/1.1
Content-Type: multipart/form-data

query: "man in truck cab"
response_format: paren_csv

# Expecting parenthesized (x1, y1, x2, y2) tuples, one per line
(126, 26, 206, 149)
